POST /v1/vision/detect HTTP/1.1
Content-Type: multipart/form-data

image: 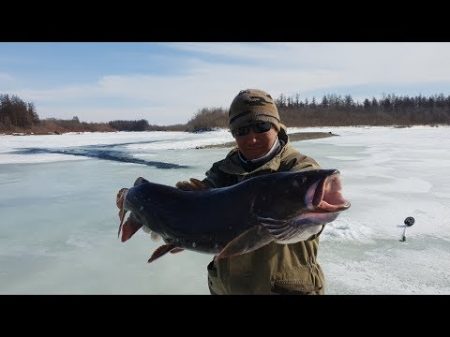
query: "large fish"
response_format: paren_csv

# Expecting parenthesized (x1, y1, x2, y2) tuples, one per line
(116, 169, 350, 263)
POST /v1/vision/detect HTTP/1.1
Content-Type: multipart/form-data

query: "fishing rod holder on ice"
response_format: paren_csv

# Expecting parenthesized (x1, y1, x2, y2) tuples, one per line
(400, 216, 415, 242)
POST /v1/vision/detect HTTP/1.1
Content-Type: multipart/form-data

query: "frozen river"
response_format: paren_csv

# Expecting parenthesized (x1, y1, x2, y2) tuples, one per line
(1, 125, 449, 294)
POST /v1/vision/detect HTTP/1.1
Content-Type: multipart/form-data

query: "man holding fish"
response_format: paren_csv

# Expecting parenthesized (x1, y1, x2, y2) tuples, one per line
(175, 89, 345, 295)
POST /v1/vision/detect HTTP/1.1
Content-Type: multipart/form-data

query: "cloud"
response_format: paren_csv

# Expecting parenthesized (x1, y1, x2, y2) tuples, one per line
(8, 43, 450, 124)
(0, 72, 15, 83)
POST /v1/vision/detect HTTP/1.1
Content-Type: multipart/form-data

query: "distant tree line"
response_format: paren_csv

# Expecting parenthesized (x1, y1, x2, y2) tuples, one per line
(42, 117, 114, 133)
(109, 119, 151, 131)
(176, 93, 450, 130)
(108, 107, 228, 132)
(0, 94, 114, 134)
(2, 92, 450, 135)
(185, 107, 228, 132)
(0, 94, 39, 129)
(275, 92, 450, 126)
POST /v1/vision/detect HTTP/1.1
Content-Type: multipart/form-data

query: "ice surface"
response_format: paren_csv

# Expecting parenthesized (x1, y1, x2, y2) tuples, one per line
(1, 126, 449, 294)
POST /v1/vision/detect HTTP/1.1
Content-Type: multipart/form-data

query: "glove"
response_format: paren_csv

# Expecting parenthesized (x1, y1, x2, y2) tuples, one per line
(175, 178, 209, 191)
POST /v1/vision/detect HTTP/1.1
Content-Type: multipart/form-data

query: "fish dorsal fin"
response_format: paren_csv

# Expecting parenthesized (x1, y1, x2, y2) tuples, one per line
(216, 225, 274, 260)
(134, 177, 150, 186)
(148, 243, 177, 263)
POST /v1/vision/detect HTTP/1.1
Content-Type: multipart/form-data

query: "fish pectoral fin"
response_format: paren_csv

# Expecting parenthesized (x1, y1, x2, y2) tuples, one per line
(169, 247, 185, 254)
(148, 244, 177, 263)
(216, 225, 274, 260)
(257, 216, 324, 242)
(257, 216, 296, 242)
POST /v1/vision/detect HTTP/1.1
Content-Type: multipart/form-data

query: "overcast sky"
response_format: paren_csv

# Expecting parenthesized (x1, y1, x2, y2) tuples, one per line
(1, 42, 450, 125)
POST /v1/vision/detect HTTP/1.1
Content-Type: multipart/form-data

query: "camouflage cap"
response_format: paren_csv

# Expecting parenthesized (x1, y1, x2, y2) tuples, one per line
(228, 89, 281, 132)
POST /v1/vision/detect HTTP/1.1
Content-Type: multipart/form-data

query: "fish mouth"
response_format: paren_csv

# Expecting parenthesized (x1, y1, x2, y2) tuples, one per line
(306, 171, 351, 213)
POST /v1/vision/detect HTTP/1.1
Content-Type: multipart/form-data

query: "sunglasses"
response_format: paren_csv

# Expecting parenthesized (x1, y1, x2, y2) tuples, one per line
(232, 121, 273, 137)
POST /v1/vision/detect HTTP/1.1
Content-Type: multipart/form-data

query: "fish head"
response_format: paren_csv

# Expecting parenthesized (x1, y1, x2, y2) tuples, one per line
(240, 169, 352, 248)
(254, 169, 351, 220)
(216, 170, 351, 259)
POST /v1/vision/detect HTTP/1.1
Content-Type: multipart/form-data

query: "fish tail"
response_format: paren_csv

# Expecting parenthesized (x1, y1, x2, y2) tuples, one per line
(116, 188, 129, 239)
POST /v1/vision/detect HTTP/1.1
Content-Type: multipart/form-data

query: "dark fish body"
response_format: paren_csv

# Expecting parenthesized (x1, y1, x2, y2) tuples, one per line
(118, 169, 350, 262)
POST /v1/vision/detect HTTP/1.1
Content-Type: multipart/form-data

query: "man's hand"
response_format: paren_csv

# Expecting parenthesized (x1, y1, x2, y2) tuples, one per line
(175, 178, 209, 191)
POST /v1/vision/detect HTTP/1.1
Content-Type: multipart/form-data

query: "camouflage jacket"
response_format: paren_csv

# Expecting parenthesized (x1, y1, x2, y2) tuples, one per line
(203, 128, 325, 294)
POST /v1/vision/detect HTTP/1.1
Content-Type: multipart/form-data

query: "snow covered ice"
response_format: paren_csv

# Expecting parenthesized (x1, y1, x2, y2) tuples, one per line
(0, 126, 449, 294)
